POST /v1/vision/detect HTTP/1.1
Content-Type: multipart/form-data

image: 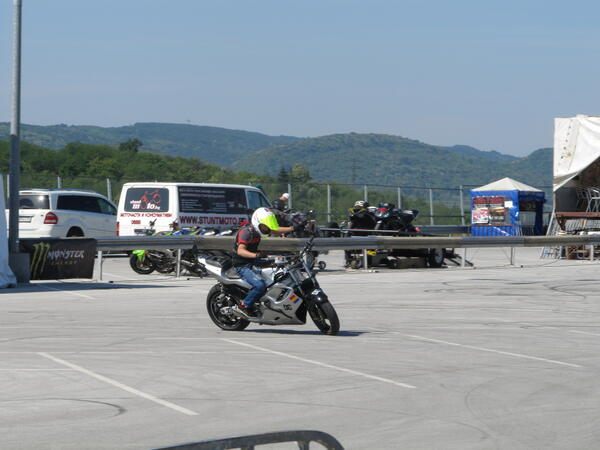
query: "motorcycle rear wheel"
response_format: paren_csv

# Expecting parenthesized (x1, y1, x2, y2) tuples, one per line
(309, 301, 340, 335)
(206, 285, 249, 331)
(129, 254, 155, 274)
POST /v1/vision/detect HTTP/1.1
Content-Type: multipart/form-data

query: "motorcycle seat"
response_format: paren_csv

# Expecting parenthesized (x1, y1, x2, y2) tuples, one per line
(224, 268, 241, 279)
(204, 256, 233, 270)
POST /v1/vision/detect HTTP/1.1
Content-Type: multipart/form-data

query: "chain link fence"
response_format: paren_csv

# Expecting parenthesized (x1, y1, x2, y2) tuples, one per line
(7, 175, 553, 227)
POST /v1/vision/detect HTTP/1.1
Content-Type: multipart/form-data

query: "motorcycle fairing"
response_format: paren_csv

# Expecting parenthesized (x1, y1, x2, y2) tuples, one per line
(201, 259, 252, 289)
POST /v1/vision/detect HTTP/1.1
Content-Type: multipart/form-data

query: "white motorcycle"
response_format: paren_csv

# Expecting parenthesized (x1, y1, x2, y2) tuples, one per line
(200, 238, 339, 335)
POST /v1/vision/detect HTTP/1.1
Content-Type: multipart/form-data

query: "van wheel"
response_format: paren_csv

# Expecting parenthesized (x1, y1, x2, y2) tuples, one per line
(66, 227, 84, 237)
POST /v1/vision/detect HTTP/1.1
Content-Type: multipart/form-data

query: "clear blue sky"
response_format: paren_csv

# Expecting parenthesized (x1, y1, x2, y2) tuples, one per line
(1, 0, 600, 156)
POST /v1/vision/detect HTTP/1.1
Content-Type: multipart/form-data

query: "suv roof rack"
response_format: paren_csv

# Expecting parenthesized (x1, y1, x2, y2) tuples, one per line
(19, 188, 99, 193)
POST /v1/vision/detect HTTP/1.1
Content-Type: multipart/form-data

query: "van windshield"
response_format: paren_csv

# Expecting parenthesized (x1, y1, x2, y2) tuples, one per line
(178, 186, 247, 214)
(124, 188, 169, 212)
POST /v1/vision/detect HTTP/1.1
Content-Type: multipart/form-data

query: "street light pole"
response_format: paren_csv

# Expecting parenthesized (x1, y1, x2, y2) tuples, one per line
(8, 0, 22, 255)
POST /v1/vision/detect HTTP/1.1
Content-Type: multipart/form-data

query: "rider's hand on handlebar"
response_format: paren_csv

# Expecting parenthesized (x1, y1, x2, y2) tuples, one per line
(293, 222, 306, 233)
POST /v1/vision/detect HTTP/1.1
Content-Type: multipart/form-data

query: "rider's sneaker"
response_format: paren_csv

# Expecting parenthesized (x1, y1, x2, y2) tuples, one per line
(233, 304, 258, 318)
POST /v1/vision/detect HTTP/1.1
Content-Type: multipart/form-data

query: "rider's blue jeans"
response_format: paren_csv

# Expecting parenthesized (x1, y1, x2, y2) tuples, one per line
(235, 264, 267, 308)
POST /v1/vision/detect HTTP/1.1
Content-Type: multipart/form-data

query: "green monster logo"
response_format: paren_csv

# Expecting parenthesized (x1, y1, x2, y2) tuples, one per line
(30, 242, 50, 279)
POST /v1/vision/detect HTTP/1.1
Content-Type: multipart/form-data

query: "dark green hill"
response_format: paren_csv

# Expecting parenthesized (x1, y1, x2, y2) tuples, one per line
(445, 145, 517, 162)
(231, 133, 552, 188)
(0, 122, 300, 167)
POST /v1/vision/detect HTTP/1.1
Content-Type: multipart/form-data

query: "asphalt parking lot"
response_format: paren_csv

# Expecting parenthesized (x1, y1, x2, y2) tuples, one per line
(1, 248, 599, 449)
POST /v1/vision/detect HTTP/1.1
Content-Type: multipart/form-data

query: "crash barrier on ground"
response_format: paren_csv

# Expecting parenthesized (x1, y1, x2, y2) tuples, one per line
(154, 429, 345, 450)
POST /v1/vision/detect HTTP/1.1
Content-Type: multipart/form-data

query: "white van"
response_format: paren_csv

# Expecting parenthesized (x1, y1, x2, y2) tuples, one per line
(116, 182, 272, 236)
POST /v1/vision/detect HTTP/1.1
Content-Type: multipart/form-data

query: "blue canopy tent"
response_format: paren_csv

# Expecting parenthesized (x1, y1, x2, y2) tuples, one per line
(471, 177, 545, 236)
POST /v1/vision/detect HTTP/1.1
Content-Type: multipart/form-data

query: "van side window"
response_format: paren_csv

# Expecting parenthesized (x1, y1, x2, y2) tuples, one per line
(178, 187, 247, 214)
(247, 191, 272, 211)
(247, 191, 261, 210)
(259, 194, 271, 208)
(124, 188, 169, 212)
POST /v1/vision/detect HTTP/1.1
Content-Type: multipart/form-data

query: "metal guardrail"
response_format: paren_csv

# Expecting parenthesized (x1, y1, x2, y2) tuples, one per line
(95, 234, 600, 252)
(320, 226, 470, 235)
(154, 429, 344, 450)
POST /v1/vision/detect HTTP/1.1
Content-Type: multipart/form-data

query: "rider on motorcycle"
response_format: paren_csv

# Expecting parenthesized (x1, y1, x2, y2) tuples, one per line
(232, 207, 296, 317)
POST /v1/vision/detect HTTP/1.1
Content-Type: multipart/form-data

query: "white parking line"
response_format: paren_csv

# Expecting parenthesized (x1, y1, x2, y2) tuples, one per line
(569, 330, 600, 337)
(402, 334, 583, 369)
(37, 284, 95, 300)
(38, 352, 198, 416)
(0, 368, 73, 371)
(222, 338, 416, 389)
(145, 337, 218, 340)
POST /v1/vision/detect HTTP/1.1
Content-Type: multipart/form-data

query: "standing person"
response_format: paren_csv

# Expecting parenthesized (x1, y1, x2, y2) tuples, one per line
(232, 208, 295, 317)
(272, 192, 290, 213)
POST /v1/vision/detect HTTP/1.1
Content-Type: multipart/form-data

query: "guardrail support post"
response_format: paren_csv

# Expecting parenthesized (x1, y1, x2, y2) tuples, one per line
(429, 188, 434, 225)
(97, 250, 103, 281)
(287, 183, 292, 210)
(364, 185, 368, 202)
(459, 185, 466, 226)
(397, 187, 402, 209)
(590, 245, 594, 261)
(461, 248, 467, 268)
(326, 184, 331, 224)
(510, 247, 516, 266)
(176, 249, 182, 278)
(363, 249, 368, 272)
(57, 176, 62, 188)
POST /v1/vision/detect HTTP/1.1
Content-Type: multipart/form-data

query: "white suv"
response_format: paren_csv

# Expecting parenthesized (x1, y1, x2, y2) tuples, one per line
(11, 189, 117, 238)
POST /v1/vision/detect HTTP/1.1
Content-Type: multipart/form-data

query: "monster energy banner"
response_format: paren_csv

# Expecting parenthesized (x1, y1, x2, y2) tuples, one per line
(20, 239, 97, 280)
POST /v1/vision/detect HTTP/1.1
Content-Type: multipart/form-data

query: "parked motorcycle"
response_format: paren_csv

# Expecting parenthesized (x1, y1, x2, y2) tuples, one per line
(201, 237, 339, 335)
(129, 220, 174, 274)
(129, 222, 209, 276)
(373, 203, 419, 234)
(344, 203, 445, 269)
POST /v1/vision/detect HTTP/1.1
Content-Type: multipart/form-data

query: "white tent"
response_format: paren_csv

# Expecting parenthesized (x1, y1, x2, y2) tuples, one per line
(473, 177, 542, 192)
(554, 115, 600, 191)
(0, 175, 16, 288)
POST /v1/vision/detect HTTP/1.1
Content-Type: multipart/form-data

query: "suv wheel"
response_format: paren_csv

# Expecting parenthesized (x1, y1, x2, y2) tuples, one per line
(66, 227, 84, 237)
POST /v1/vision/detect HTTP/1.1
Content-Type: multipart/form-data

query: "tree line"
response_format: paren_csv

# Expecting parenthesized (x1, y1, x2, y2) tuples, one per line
(0, 139, 465, 224)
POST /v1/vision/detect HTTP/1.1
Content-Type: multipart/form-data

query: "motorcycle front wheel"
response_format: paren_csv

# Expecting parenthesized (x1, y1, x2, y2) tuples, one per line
(206, 285, 249, 331)
(309, 301, 340, 335)
(129, 254, 155, 274)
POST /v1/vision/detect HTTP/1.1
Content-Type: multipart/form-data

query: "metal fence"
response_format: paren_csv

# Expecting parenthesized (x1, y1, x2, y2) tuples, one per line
(6, 175, 553, 227)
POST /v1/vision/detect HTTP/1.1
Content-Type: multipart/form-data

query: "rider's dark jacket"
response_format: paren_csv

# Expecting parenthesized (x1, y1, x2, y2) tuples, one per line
(349, 207, 376, 229)
(232, 224, 261, 266)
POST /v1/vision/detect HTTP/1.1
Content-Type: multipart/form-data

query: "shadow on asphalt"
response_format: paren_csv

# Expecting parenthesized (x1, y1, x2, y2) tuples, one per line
(244, 329, 368, 337)
(8, 282, 172, 293)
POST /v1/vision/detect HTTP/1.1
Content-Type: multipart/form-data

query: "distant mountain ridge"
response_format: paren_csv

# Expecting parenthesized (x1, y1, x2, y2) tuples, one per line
(231, 133, 552, 188)
(0, 122, 551, 188)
